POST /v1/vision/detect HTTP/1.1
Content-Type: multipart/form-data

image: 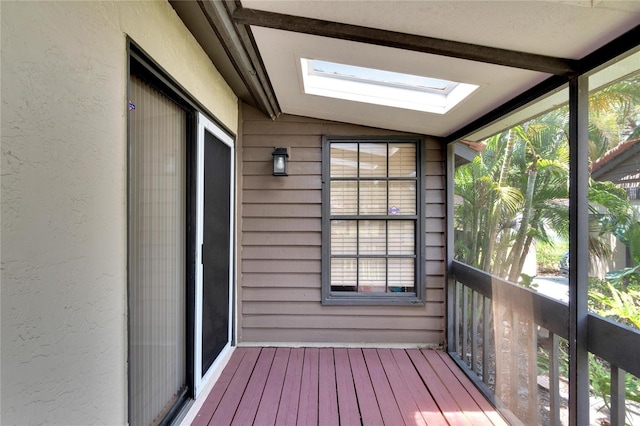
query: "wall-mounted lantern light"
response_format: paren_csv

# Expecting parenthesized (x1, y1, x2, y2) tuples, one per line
(272, 147, 289, 176)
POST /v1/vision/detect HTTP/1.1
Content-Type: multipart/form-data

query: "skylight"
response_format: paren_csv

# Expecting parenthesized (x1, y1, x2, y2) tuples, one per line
(300, 58, 479, 114)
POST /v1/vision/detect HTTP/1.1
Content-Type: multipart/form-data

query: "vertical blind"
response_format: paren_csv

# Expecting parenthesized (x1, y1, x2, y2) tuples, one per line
(329, 142, 417, 293)
(129, 76, 187, 426)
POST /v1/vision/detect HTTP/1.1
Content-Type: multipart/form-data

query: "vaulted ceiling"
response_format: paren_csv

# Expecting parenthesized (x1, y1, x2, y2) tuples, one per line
(171, 0, 640, 140)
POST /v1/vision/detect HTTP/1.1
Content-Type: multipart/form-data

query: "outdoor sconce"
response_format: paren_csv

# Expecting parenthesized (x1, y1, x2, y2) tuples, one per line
(272, 147, 289, 176)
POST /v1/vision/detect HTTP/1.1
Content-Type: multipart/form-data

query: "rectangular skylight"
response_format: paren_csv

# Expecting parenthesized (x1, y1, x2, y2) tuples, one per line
(300, 58, 479, 114)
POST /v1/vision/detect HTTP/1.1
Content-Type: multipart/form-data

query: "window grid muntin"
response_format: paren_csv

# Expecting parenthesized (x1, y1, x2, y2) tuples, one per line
(329, 140, 418, 295)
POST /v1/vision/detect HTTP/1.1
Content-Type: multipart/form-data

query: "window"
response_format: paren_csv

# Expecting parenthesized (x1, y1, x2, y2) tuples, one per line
(322, 137, 425, 305)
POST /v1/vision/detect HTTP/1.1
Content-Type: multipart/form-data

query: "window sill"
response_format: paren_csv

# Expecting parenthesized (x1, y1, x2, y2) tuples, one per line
(322, 294, 425, 306)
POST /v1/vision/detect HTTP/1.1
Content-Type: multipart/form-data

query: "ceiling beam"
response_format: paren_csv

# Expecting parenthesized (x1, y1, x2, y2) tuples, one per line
(444, 24, 640, 143)
(443, 75, 568, 144)
(198, 1, 280, 119)
(576, 24, 640, 75)
(233, 7, 578, 76)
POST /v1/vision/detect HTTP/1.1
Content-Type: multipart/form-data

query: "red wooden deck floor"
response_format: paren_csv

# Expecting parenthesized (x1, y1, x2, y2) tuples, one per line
(191, 347, 508, 426)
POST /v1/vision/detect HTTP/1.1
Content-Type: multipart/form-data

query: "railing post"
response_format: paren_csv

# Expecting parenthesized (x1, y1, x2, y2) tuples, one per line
(471, 291, 479, 374)
(528, 320, 538, 423)
(510, 311, 519, 410)
(454, 281, 461, 356)
(482, 295, 491, 386)
(462, 286, 469, 366)
(549, 333, 561, 426)
(610, 365, 626, 426)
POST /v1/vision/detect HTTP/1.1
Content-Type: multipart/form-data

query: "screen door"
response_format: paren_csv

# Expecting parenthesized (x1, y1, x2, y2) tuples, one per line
(194, 113, 234, 395)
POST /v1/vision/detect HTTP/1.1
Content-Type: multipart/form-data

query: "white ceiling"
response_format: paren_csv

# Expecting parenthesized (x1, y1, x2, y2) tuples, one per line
(241, 0, 640, 137)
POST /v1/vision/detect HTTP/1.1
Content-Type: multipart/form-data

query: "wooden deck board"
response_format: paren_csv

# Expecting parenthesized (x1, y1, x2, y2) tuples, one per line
(422, 349, 495, 425)
(230, 347, 275, 426)
(377, 348, 427, 426)
(334, 348, 361, 426)
(347, 348, 384, 426)
(318, 348, 339, 426)
(254, 347, 289, 426)
(390, 349, 449, 426)
(192, 347, 507, 426)
(297, 348, 319, 426)
(434, 351, 510, 426)
(191, 348, 246, 426)
(275, 348, 304, 426)
(361, 349, 405, 426)
(208, 347, 261, 426)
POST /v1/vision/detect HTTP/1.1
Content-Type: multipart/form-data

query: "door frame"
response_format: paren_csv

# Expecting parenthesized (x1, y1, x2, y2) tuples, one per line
(194, 112, 236, 396)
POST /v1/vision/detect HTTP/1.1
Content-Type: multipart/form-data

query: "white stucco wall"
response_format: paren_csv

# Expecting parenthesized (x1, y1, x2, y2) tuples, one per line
(1, 1, 238, 424)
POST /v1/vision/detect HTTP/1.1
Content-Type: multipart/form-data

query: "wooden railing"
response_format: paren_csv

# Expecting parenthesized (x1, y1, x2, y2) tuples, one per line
(449, 260, 640, 426)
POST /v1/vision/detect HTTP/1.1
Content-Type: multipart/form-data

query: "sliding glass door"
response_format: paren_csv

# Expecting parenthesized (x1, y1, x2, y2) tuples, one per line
(128, 48, 236, 423)
(128, 75, 187, 425)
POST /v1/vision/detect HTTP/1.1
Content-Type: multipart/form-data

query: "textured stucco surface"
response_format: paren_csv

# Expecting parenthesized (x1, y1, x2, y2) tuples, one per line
(1, 1, 237, 424)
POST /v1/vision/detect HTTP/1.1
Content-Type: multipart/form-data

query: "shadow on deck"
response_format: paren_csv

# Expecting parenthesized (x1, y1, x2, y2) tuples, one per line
(189, 347, 508, 425)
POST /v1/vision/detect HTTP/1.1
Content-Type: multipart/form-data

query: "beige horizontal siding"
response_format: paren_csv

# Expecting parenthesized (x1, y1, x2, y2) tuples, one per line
(238, 103, 446, 346)
(243, 204, 321, 218)
(243, 175, 321, 190)
(243, 246, 321, 260)
(242, 301, 444, 317)
(242, 260, 321, 274)
(242, 232, 321, 246)
(242, 286, 446, 302)
(243, 161, 321, 176)
(240, 329, 444, 345)
(242, 315, 438, 330)
(242, 218, 321, 232)
(243, 189, 321, 204)
(244, 147, 321, 162)
(242, 273, 321, 288)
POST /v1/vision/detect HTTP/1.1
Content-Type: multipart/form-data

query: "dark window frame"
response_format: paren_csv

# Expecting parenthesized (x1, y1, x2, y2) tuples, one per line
(321, 136, 426, 305)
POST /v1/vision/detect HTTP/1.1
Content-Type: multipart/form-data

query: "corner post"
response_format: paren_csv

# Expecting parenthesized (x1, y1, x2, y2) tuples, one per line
(568, 75, 590, 426)
(446, 142, 456, 352)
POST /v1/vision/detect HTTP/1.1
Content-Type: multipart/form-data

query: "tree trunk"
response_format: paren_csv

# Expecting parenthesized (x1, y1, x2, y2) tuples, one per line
(507, 158, 538, 283)
(483, 130, 515, 274)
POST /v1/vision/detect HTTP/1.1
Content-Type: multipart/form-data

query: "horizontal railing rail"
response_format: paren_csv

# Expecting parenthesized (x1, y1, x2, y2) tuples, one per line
(450, 260, 569, 338)
(589, 314, 640, 379)
(450, 260, 640, 426)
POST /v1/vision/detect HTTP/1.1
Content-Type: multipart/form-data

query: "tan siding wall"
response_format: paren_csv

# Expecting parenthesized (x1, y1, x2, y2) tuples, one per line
(238, 104, 446, 346)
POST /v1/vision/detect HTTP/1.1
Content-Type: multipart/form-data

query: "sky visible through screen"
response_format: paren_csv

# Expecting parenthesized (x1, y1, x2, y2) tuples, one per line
(311, 60, 452, 91)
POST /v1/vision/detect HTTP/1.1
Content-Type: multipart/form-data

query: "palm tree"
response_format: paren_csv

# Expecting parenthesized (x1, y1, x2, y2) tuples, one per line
(590, 74, 640, 156)
(454, 134, 522, 273)
(455, 73, 640, 282)
(454, 109, 569, 281)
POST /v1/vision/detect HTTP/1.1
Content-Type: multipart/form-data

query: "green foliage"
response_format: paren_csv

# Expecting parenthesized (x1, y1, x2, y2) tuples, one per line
(588, 277, 640, 422)
(589, 354, 612, 409)
(454, 111, 570, 279)
(605, 265, 640, 289)
(519, 273, 538, 289)
(590, 282, 640, 330)
(537, 333, 640, 422)
(589, 353, 640, 424)
(537, 240, 568, 274)
(454, 73, 640, 281)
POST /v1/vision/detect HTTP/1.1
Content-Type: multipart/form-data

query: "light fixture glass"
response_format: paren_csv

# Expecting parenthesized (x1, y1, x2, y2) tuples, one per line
(272, 147, 289, 176)
(300, 58, 479, 114)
